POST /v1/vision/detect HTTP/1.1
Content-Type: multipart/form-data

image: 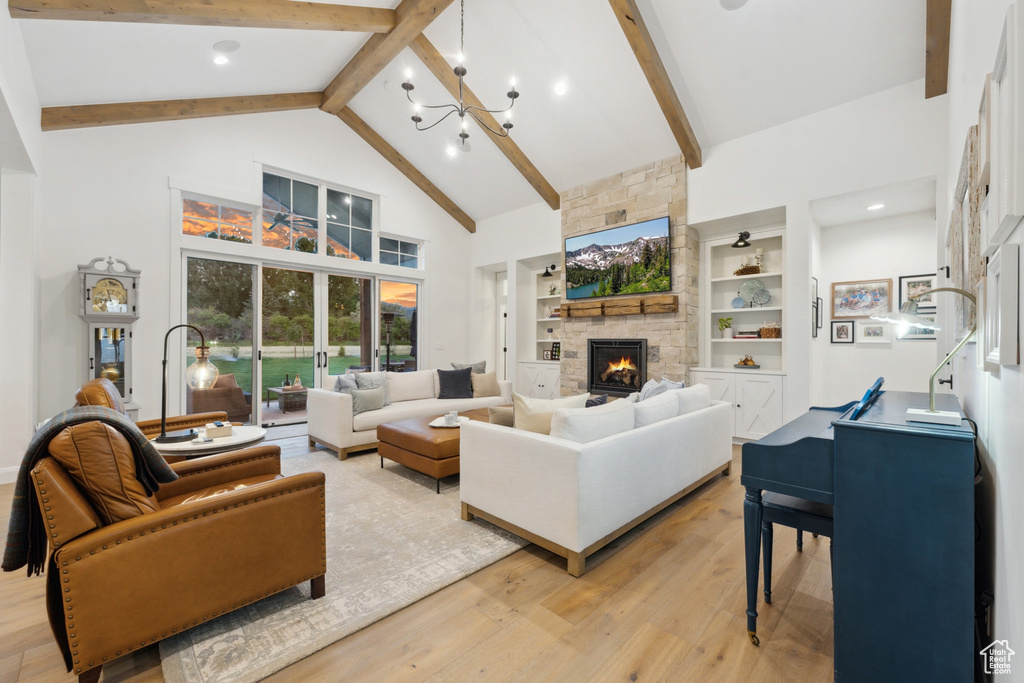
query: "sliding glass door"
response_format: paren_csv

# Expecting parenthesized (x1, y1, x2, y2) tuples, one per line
(184, 256, 419, 426)
(380, 280, 419, 372)
(185, 257, 257, 424)
(261, 266, 316, 425)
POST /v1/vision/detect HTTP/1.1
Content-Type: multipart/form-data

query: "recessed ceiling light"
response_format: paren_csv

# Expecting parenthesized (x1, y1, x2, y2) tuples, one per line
(867, 203, 885, 211)
(446, 145, 457, 157)
(213, 40, 240, 54)
(213, 55, 229, 66)
(554, 80, 568, 96)
(720, 0, 749, 9)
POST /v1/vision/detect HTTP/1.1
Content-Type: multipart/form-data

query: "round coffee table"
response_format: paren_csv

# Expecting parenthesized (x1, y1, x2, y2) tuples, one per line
(152, 425, 267, 458)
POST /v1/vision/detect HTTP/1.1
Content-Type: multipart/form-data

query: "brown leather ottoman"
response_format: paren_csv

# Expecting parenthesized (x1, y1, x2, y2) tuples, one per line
(376, 408, 492, 493)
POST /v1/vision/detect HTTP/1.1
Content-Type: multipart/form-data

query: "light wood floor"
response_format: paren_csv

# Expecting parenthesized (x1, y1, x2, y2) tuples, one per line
(0, 440, 834, 682)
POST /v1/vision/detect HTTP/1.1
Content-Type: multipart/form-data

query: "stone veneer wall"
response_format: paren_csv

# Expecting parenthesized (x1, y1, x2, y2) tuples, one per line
(559, 155, 699, 395)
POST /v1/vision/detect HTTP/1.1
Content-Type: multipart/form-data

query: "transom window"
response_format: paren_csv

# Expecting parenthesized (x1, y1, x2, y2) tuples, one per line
(380, 237, 420, 268)
(327, 188, 373, 261)
(262, 172, 319, 253)
(182, 198, 254, 244)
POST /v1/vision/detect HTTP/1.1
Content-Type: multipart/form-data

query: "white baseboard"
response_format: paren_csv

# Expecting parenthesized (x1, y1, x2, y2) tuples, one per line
(0, 466, 19, 486)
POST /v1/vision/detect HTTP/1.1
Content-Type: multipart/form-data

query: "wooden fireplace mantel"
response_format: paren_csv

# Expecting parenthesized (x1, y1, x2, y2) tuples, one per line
(560, 294, 678, 319)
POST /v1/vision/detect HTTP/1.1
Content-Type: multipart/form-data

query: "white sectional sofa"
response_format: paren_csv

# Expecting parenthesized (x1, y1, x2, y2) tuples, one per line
(459, 385, 732, 576)
(307, 369, 512, 458)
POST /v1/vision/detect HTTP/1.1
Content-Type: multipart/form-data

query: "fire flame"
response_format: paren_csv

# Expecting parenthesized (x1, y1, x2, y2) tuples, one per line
(606, 356, 636, 373)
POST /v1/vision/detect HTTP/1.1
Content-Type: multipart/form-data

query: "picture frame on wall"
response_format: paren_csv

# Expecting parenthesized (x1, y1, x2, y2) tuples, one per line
(830, 279, 893, 319)
(856, 322, 891, 344)
(899, 315, 937, 340)
(831, 320, 855, 344)
(899, 273, 938, 311)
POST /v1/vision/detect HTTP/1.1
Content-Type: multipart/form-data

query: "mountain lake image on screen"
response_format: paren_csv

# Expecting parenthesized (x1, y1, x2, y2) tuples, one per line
(564, 217, 671, 300)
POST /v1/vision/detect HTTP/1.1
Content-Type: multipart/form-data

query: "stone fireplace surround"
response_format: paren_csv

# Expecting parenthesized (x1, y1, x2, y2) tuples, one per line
(559, 155, 698, 395)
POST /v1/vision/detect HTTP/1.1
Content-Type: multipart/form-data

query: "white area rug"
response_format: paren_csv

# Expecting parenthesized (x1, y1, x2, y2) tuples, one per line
(159, 450, 527, 683)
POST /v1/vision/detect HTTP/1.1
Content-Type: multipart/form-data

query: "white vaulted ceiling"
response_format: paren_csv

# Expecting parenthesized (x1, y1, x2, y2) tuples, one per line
(15, 0, 928, 223)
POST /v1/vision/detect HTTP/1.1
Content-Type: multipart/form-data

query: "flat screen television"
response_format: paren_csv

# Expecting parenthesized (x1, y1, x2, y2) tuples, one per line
(564, 216, 671, 300)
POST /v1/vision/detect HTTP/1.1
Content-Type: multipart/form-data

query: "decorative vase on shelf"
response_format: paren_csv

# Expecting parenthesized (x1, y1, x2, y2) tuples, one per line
(722, 328, 734, 339)
(547, 328, 554, 339)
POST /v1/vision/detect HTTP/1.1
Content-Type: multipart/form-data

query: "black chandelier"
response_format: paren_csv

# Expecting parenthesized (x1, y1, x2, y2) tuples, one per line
(401, 0, 518, 152)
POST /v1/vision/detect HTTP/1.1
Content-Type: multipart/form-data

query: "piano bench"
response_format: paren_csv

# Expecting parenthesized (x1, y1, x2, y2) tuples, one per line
(761, 492, 833, 605)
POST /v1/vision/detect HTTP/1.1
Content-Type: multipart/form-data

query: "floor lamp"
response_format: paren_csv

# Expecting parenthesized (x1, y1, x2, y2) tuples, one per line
(158, 323, 219, 442)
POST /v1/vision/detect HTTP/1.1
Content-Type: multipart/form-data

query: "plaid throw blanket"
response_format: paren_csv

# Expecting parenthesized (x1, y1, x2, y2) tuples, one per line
(2, 406, 178, 575)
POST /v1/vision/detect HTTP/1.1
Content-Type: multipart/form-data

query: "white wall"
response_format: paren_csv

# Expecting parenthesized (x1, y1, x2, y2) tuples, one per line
(13, 108, 473, 479)
(469, 201, 560, 377)
(945, 0, 1022, 659)
(0, 171, 38, 482)
(0, 9, 40, 172)
(688, 79, 948, 419)
(812, 211, 937, 406)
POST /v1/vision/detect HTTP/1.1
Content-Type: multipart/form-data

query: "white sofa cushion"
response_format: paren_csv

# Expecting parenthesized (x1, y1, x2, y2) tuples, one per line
(676, 384, 712, 415)
(550, 398, 635, 443)
(512, 392, 589, 434)
(633, 390, 679, 428)
(387, 370, 435, 403)
(352, 395, 507, 432)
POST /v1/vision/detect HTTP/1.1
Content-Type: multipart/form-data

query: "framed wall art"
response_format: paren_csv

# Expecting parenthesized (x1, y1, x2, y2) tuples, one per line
(830, 279, 893, 319)
(899, 273, 938, 311)
(831, 320, 855, 344)
(988, 4, 1024, 252)
(899, 315, 937, 340)
(856, 322, 891, 344)
(985, 243, 1020, 367)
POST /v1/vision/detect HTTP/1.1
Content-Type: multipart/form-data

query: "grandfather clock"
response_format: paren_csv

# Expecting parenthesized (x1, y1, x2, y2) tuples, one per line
(78, 257, 141, 418)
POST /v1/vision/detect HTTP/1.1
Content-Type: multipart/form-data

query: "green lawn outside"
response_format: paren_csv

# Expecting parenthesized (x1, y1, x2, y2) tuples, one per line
(191, 355, 412, 395)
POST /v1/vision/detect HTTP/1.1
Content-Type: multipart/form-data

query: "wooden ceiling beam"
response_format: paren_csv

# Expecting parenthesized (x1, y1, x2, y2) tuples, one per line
(40, 92, 322, 131)
(9, 0, 395, 32)
(409, 34, 560, 211)
(608, 0, 702, 169)
(925, 0, 952, 99)
(320, 0, 453, 115)
(337, 106, 475, 232)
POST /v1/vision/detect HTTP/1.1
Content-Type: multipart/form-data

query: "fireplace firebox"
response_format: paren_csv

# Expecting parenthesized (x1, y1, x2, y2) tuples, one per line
(588, 339, 647, 397)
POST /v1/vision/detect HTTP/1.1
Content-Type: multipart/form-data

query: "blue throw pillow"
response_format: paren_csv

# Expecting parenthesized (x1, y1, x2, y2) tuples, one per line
(585, 394, 609, 408)
(437, 367, 473, 399)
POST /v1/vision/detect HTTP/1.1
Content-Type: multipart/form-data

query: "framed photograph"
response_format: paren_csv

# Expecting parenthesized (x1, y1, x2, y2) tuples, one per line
(899, 273, 938, 311)
(831, 320, 855, 344)
(551, 342, 561, 360)
(816, 297, 824, 329)
(856, 322, 891, 344)
(985, 243, 1020, 366)
(542, 350, 552, 360)
(899, 315, 937, 340)
(830, 279, 893, 319)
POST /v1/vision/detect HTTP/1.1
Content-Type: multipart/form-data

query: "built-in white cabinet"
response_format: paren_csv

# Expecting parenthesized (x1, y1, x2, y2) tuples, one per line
(518, 361, 561, 399)
(692, 369, 784, 440)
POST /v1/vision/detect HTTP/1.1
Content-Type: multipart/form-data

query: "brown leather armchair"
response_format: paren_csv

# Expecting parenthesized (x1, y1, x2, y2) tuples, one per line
(31, 424, 326, 683)
(187, 373, 252, 424)
(75, 377, 230, 440)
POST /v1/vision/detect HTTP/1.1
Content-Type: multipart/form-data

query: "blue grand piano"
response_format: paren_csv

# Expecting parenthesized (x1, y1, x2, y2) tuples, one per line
(741, 386, 976, 682)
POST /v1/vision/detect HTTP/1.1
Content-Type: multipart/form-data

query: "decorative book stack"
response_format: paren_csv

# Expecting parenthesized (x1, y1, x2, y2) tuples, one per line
(733, 329, 760, 339)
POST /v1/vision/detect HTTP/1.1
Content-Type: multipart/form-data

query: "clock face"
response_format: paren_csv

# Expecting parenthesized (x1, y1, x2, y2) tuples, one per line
(92, 278, 129, 313)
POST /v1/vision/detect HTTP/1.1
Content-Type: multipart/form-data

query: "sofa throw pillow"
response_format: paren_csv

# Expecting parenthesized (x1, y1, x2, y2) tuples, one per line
(354, 372, 390, 406)
(676, 384, 712, 415)
(471, 371, 501, 398)
(550, 397, 634, 443)
(512, 392, 589, 435)
(585, 393, 609, 408)
(351, 386, 386, 416)
(437, 367, 474, 399)
(451, 360, 486, 374)
(334, 372, 358, 394)
(633, 390, 679, 428)
(637, 379, 669, 401)
(488, 405, 515, 427)
(387, 369, 435, 402)
(658, 377, 685, 391)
